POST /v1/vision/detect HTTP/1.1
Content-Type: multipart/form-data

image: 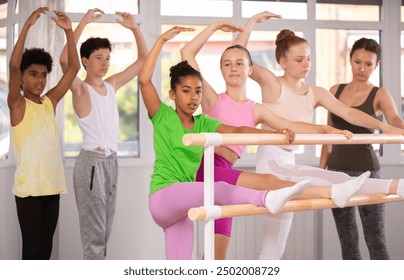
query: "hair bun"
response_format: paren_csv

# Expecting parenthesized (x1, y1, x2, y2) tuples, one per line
(169, 60, 189, 77)
(276, 29, 295, 45)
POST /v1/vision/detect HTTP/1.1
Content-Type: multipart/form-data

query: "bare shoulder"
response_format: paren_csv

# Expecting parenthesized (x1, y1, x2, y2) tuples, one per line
(253, 102, 268, 121)
(312, 84, 331, 96)
(375, 86, 389, 96)
(374, 87, 394, 104)
(71, 81, 92, 117)
(328, 84, 339, 95)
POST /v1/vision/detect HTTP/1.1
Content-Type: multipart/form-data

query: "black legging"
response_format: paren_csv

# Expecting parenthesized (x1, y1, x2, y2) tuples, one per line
(15, 194, 60, 260)
(329, 169, 389, 260)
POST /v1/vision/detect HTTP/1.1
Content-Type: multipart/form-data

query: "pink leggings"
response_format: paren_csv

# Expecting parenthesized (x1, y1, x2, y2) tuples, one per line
(196, 154, 242, 236)
(149, 181, 267, 259)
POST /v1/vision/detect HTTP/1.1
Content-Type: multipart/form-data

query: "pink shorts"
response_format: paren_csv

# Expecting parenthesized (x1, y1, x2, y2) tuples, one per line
(196, 154, 242, 237)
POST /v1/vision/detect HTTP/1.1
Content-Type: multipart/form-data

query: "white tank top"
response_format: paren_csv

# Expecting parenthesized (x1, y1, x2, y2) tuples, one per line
(75, 81, 119, 156)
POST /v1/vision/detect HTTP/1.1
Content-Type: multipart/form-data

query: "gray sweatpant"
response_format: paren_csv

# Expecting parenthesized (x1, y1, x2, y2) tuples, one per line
(73, 150, 118, 260)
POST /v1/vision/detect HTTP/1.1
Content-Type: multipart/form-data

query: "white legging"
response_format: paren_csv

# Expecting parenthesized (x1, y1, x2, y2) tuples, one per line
(255, 145, 394, 260)
(256, 145, 296, 260)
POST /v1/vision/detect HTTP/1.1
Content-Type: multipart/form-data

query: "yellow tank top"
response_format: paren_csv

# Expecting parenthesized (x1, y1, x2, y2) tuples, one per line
(11, 96, 67, 198)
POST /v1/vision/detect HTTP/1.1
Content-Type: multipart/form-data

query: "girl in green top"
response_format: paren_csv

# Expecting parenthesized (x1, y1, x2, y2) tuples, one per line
(138, 26, 368, 259)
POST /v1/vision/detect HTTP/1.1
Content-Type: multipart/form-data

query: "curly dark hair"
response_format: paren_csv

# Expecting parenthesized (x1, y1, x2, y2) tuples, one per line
(169, 60, 202, 90)
(20, 48, 53, 73)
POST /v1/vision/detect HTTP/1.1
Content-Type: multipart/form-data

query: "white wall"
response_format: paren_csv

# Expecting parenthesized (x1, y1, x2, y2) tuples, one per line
(2, 162, 403, 260)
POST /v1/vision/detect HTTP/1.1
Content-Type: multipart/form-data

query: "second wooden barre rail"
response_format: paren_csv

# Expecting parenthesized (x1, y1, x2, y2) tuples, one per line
(182, 132, 404, 260)
(188, 194, 403, 221)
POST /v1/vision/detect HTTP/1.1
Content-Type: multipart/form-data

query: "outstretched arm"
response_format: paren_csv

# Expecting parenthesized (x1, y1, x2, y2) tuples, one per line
(139, 26, 194, 118)
(180, 21, 243, 111)
(216, 124, 295, 144)
(8, 7, 49, 126)
(106, 12, 148, 90)
(255, 103, 352, 137)
(234, 11, 282, 103)
(47, 11, 80, 108)
(316, 86, 404, 135)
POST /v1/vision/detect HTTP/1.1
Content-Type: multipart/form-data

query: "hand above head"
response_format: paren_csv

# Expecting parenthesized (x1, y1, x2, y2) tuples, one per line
(214, 21, 243, 33)
(251, 11, 282, 23)
(51, 11, 72, 30)
(25, 6, 49, 27)
(161, 26, 195, 41)
(81, 8, 104, 24)
(115, 12, 138, 29)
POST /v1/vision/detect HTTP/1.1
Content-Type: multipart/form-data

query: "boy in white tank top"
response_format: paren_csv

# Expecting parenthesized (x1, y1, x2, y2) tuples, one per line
(59, 8, 148, 260)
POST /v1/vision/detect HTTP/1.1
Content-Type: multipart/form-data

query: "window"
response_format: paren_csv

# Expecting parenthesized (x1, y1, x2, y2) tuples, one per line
(242, 0, 307, 19)
(402, 0, 404, 22)
(64, 0, 138, 14)
(160, 0, 233, 17)
(315, 29, 380, 91)
(0, 1, 7, 19)
(316, 0, 380, 21)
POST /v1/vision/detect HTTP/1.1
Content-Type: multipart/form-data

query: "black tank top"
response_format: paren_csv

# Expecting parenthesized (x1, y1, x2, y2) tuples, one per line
(327, 84, 380, 171)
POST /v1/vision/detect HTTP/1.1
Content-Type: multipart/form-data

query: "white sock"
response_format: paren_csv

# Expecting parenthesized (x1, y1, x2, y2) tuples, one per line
(396, 179, 404, 198)
(331, 171, 370, 207)
(265, 180, 310, 214)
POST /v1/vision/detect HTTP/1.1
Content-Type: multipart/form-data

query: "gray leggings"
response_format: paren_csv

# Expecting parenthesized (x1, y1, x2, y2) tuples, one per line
(329, 169, 389, 260)
(73, 150, 118, 260)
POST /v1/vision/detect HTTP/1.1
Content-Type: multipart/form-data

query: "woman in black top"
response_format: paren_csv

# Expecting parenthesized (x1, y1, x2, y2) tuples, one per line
(321, 38, 404, 259)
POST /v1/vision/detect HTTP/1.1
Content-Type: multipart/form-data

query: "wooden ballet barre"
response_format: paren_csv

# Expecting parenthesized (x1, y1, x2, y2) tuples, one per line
(182, 133, 404, 147)
(188, 194, 403, 221)
(184, 132, 404, 260)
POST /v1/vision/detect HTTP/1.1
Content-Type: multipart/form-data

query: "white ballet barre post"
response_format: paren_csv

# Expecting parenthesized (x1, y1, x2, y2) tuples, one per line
(201, 133, 223, 260)
(182, 133, 404, 260)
